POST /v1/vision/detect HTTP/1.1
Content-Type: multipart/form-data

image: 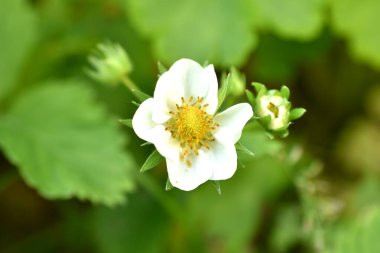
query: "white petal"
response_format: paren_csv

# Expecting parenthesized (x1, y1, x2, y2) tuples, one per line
(152, 125, 180, 161)
(132, 98, 179, 160)
(132, 98, 157, 143)
(153, 59, 219, 118)
(214, 103, 253, 144)
(153, 70, 184, 119)
(154, 59, 202, 111)
(183, 63, 218, 115)
(208, 141, 238, 180)
(166, 150, 213, 191)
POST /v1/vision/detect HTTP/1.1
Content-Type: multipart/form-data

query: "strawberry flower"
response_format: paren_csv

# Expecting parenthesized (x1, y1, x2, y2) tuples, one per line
(133, 59, 253, 191)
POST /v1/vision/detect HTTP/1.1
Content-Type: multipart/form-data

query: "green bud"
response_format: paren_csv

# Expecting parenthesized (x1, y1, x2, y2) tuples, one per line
(87, 41, 133, 85)
(229, 67, 246, 97)
(249, 82, 305, 136)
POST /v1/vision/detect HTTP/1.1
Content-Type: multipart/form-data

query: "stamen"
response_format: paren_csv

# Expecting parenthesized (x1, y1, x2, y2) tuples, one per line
(164, 96, 219, 167)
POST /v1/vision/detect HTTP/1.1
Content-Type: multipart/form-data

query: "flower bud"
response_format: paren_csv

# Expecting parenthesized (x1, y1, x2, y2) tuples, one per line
(229, 67, 246, 97)
(87, 41, 133, 85)
(249, 83, 305, 137)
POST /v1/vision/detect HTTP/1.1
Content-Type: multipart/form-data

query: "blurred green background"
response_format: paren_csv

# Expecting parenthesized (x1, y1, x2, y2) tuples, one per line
(1, 0, 380, 252)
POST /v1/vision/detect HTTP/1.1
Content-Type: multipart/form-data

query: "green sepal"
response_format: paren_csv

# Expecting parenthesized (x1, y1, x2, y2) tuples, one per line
(140, 149, 164, 172)
(279, 129, 289, 138)
(252, 82, 266, 95)
(289, 108, 306, 121)
(245, 89, 255, 105)
(260, 115, 272, 127)
(140, 142, 152, 146)
(217, 73, 231, 111)
(131, 89, 151, 102)
(118, 119, 133, 128)
(212, 180, 222, 195)
(238, 160, 246, 169)
(236, 141, 255, 157)
(280, 85, 290, 99)
(131, 101, 140, 107)
(229, 67, 246, 96)
(165, 179, 173, 191)
(157, 61, 167, 75)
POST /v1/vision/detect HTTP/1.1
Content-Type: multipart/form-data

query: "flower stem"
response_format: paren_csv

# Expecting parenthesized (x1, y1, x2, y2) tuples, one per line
(121, 75, 139, 92)
(121, 75, 151, 103)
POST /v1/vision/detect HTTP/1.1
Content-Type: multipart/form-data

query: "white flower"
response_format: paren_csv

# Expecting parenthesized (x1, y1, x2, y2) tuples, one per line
(257, 94, 290, 130)
(132, 59, 253, 191)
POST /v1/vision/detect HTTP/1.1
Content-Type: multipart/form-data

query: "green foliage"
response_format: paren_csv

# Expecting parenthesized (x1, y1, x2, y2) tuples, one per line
(188, 153, 291, 253)
(91, 192, 169, 253)
(331, 0, 380, 69)
(253, 0, 326, 40)
(335, 120, 380, 175)
(0, 0, 37, 103)
(125, 0, 257, 67)
(124, 0, 327, 67)
(328, 207, 380, 253)
(0, 81, 135, 206)
(269, 205, 302, 253)
(239, 123, 283, 159)
(253, 33, 331, 81)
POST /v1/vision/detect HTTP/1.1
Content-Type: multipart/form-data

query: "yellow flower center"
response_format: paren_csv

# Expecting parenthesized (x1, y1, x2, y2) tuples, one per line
(165, 96, 218, 167)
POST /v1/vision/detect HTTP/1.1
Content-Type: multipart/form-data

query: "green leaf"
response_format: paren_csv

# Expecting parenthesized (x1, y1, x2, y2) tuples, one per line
(0, 0, 37, 103)
(253, 0, 325, 40)
(289, 108, 306, 121)
(140, 149, 164, 172)
(331, 0, 380, 69)
(329, 207, 380, 253)
(119, 119, 133, 128)
(0, 80, 135, 206)
(217, 73, 231, 111)
(125, 0, 258, 67)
